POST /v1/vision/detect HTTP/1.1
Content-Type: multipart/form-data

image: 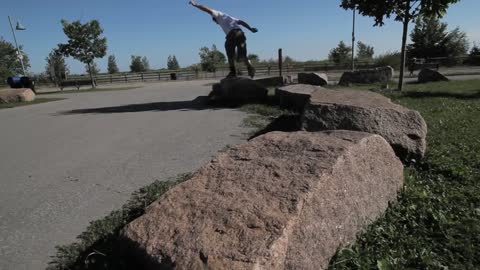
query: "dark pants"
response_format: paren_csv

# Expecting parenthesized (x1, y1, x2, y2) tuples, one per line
(225, 29, 248, 73)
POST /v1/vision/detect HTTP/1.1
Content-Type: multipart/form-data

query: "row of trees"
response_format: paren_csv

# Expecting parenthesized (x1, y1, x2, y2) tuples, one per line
(45, 19, 184, 87)
(328, 41, 375, 65)
(340, 0, 461, 90)
(328, 15, 471, 68)
(45, 51, 178, 84)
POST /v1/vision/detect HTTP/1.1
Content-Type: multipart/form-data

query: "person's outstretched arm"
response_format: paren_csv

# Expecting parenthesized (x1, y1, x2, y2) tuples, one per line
(189, 1, 214, 15)
(238, 20, 258, 33)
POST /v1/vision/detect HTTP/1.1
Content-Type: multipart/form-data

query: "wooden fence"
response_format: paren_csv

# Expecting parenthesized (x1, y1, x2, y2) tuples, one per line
(65, 62, 379, 85)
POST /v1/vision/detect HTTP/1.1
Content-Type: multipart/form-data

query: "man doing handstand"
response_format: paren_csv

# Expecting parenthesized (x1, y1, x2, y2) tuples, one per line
(189, 1, 258, 78)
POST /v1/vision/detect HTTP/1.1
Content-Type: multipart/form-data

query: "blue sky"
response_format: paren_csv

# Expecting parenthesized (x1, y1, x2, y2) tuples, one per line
(1, 0, 479, 74)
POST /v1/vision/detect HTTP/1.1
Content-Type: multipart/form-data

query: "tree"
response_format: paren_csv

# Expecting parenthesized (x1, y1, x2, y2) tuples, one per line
(85, 61, 100, 75)
(328, 41, 352, 65)
(130, 55, 147, 72)
(0, 38, 30, 82)
(341, 0, 461, 91)
(167, 55, 180, 70)
(467, 43, 480, 65)
(107, 55, 119, 74)
(471, 44, 480, 56)
(57, 19, 107, 88)
(199, 45, 226, 72)
(248, 54, 260, 64)
(374, 51, 402, 68)
(142, 56, 150, 71)
(357, 41, 375, 62)
(443, 28, 469, 65)
(283, 56, 296, 65)
(45, 49, 68, 85)
(408, 16, 468, 65)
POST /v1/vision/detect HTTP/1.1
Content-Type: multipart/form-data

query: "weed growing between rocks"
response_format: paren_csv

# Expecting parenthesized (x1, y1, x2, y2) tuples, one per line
(329, 80, 480, 269)
(239, 103, 300, 138)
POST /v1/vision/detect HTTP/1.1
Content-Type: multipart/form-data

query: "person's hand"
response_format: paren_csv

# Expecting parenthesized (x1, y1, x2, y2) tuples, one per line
(251, 28, 258, 33)
(189, 0, 197, 6)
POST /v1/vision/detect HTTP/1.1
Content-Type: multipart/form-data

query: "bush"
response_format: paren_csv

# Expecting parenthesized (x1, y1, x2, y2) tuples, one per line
(374, 51, 401, 69)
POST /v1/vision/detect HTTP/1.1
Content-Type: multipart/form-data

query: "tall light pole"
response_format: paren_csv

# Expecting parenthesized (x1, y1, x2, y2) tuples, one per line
(8, 16, 27, 76)
(351, 7, 356, 71)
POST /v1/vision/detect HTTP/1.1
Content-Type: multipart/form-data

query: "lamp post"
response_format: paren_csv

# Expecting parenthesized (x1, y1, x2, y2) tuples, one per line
(351, 7, 356, 72)
(8, 16, 27, 76)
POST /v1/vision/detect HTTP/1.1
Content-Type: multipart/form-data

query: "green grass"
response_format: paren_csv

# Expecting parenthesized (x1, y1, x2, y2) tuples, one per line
(0, 98, 65, 109)
(328, 80, 480, 269)
(47, 173, 191, 270)
(37, 86, 143, 95)
(239, 102, 296, 135)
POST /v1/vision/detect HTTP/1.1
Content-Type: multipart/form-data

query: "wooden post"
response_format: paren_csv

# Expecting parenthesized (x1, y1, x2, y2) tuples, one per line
(278, 48, 283, 77)
(352, 7, 356, 72)
(398, 0, 411, 91)
(124, 74, 127, 83)
(110, 75, 113, 83)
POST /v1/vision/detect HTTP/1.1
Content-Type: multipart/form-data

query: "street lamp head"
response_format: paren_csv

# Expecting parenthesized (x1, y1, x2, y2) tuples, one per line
(16, 21, 26, 31)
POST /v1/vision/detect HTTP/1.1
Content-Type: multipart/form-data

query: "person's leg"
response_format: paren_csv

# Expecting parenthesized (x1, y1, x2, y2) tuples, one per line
(235, 31, 255, 78)
(225, 32, 237, 77)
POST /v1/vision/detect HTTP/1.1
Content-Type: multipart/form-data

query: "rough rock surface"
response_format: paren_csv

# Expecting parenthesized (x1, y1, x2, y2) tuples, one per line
(122, 131, 404, 270)
(339, 66, 394, 86)
(0, 88, 36, 104)
(303, 88, 427, 160)
(298, 72, 328, 86)
(418, 68, 449, 83)
(210, 77, 268, 102)
(255, 76, 286, 88)
(275, 84, 321, 111)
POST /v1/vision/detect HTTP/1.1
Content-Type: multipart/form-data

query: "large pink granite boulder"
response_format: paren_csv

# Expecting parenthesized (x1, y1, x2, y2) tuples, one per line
(122, 131, 404, 270)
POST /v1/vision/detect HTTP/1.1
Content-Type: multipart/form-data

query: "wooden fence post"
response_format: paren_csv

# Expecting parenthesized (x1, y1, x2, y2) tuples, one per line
(124, 74, 127, 83)
(278, 48, 283, 77)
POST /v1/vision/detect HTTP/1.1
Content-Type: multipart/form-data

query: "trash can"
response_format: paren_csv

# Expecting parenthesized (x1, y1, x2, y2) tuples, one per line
(170, 73, 177, 80)
(7, 76, 35, 92)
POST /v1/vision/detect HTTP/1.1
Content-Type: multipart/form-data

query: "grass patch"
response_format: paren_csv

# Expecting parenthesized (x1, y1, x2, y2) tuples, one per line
(0, 98, 65, 110)
(47, 173, 192, 270)
(239, 102, 296, 135)
(328, 80, 480, 269)
(38, 86, 143, 95)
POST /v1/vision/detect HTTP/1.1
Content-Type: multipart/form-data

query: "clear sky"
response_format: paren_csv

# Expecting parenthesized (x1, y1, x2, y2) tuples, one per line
(1, 0, 479, 74)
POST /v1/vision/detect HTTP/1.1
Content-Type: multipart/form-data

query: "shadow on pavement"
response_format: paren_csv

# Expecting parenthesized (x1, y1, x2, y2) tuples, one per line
(58, 96, 229, 115)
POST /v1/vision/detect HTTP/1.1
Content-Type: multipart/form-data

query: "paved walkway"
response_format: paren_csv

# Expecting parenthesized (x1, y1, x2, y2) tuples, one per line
(0, 80, 251, 269)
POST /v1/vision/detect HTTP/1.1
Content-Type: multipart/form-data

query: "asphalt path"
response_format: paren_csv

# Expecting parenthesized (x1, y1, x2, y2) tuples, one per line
(0, 80, 252, 270)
